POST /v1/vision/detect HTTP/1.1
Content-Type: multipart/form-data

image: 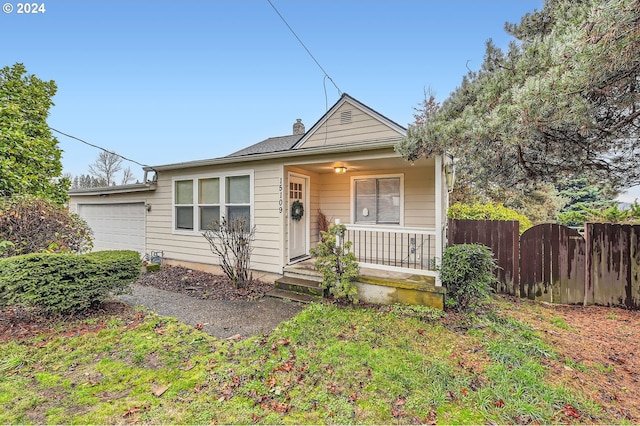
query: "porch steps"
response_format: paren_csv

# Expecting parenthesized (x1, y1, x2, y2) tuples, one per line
(267, 288, 320, 304)
(267, 275, 326, 303)
(281, 265, 322, 283)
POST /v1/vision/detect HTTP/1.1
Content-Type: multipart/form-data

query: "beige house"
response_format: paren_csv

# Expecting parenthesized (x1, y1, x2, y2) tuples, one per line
(69, 94, 452, 306)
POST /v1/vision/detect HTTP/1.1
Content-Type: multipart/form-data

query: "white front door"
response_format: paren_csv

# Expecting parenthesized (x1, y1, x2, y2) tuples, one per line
(289, 174, 308, 261)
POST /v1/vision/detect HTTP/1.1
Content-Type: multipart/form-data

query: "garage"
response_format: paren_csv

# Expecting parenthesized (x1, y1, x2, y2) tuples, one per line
(77, 203, 146, 255)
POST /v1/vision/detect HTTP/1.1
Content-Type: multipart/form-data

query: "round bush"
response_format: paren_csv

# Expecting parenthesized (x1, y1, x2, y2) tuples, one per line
(439, 244, 498, 311)
(0, 250, 140, 315)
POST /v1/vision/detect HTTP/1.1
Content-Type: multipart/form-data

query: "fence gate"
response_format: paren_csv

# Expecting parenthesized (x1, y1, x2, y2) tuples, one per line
(520, 223, 586, 304)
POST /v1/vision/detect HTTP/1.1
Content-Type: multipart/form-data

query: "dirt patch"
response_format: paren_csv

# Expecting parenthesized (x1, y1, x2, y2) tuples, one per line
(503, 297, 640, 422)
(136, 265, 273, 300)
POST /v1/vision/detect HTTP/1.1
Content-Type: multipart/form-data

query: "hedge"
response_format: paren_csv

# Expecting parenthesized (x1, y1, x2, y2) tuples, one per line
(0, 250, 140, 315)
(447, 202, 533, 234)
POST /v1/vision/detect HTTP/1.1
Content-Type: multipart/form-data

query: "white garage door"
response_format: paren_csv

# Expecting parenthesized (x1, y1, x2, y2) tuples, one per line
(78, 203, 146, 255)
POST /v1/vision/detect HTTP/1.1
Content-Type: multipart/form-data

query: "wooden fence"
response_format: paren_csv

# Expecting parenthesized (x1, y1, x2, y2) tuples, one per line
(586, 223, 640, 308)
(447, 219, 519, 294)
(448, 219, 640, 309)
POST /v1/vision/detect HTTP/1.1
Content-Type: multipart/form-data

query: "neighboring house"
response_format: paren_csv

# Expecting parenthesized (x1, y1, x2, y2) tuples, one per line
(69, 94, 452, 306)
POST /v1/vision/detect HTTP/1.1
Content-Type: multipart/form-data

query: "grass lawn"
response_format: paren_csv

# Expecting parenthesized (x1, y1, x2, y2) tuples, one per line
(0, 297, 636, 424)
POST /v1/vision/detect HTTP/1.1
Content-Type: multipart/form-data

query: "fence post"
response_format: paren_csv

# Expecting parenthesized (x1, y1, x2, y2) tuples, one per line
(583, 222, 590, 306)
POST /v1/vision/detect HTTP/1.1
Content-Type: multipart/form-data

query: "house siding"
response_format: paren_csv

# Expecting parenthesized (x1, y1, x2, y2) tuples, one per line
(315, 165, 435, 228)
(141, 160, 286, 274)
(300, 102, 403, 149)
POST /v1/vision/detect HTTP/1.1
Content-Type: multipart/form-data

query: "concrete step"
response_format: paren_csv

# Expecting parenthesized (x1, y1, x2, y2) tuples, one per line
(282, 267, 323, 283)
(275, 276, 326, 297)
(266, 288, 321, 304)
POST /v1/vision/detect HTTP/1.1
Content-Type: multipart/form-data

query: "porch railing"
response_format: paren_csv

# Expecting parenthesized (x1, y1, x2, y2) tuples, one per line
(344, 225, 437, 276)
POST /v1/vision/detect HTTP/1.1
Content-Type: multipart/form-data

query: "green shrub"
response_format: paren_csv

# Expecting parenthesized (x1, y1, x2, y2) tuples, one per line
(447, 202, 532, 234)
(439, 244, 498, 312)
(311, 223, 359, 303)
(557, 200, 640, 226)
(0, 250, 140, 315)
(0, 195, 93, 257)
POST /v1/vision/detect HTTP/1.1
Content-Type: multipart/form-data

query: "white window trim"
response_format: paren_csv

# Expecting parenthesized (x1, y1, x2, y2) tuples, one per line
(350, 173, 404, 227)
(172, 170, 254, 235)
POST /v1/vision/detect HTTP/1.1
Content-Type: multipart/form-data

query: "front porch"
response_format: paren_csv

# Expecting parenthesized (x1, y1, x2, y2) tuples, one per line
(344, 224, 438, 277)
(269, 259, 446, 309)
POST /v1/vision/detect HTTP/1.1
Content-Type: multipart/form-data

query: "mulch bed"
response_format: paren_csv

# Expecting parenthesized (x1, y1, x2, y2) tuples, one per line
(136, 265, 274, 301)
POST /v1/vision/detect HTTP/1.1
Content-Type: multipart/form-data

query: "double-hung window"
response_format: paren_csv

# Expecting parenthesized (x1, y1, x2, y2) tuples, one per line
(175, 180, 194, 230)
(174, 173, 252, 232)
(199, 178, 220, 230)
(225, 175, 250, 225)
(353, 175, 402, 225)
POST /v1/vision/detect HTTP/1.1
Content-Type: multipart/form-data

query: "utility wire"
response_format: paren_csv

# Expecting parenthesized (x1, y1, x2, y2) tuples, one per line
(266, 0, 342, 95)
(50, 127, 155, 171)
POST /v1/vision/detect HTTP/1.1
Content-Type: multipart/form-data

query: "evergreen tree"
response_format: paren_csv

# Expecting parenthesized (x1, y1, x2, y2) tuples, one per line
(397, 0, 640, 198)
(0, 63, 69, 204)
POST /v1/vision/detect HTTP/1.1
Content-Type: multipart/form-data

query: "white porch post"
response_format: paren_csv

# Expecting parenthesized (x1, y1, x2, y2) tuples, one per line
(434, 155, 443, 287)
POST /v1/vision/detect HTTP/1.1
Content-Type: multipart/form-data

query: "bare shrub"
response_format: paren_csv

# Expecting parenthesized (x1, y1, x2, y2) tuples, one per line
(202, 217, 256, 288)
(0, 196, 93, 258)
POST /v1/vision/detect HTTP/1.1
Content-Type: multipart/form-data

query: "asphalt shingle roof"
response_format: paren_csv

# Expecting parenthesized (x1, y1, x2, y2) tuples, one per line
(226, 134, 303, 158)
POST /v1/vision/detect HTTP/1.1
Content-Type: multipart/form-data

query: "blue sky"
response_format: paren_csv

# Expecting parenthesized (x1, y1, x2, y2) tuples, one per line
(2, 0, 638, 201)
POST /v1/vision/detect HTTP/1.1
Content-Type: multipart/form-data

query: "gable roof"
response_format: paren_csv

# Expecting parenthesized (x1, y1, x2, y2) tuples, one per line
(145, 93, 406, 171)
(293, 93, 406, 149)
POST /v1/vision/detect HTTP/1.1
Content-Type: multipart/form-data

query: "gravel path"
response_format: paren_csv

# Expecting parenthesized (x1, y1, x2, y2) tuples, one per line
(117, 284, 305, 339)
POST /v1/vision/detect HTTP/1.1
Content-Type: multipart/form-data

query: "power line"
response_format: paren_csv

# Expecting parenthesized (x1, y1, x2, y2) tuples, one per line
(50, 127, 154, 171)
(266, 0, 342, 95)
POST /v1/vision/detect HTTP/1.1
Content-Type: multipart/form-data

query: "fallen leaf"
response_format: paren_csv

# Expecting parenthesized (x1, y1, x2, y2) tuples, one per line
(562, 404, 582, 419)
(269, 401, 290, 413)
(195, 323, 204, 330)
(494, 399, 505, 408)
(461, 388, 468, 396)
(417, 329, 425, 335)
(426, 409, 437, 425)
(392, 408, 404, 418)
(277, 338, 291, 346)
(180, 362, 195, 371)
(395, 397, 407, 406)
(348, 393, 357, 403)
(268, 377, 277, 389)
(226, 334, 241, 340)
(151, 384, 169, 397)
(252, 413, 260, 423)
(123, 405, 148, 418)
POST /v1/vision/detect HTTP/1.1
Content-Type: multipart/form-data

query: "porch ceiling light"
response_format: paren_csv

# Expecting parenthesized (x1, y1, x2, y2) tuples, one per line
(334, 166, 347, 174)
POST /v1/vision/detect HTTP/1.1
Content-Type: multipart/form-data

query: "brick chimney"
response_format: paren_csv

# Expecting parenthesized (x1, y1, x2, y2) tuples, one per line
(293, 118, 305, 135)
